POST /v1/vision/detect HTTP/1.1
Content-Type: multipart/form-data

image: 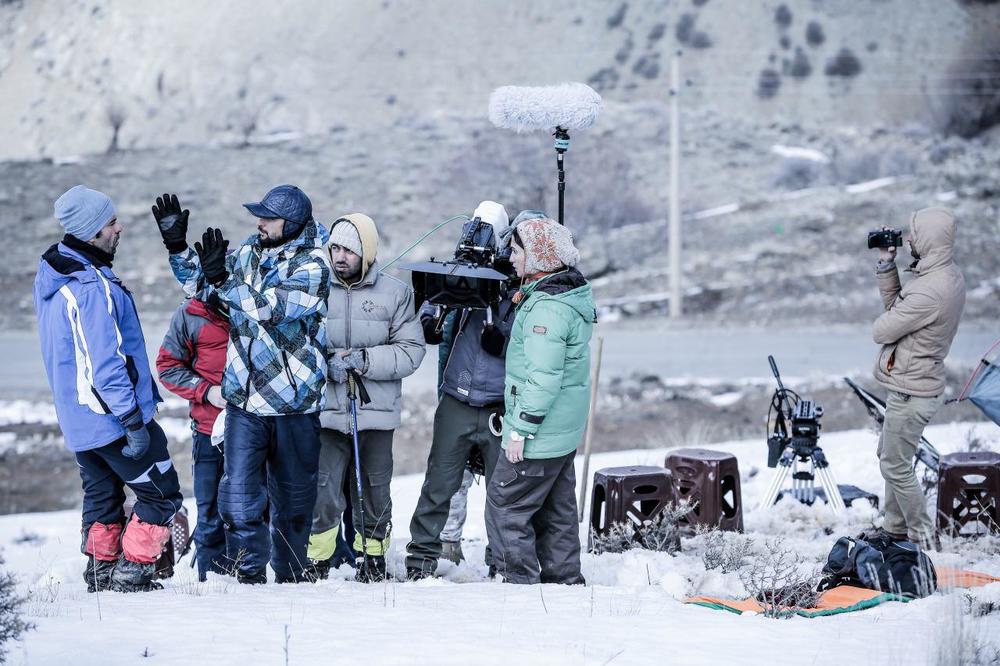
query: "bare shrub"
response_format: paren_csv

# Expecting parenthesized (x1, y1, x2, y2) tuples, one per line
(592, 502, 694, 554)
(701, 528, 754, 573)
(805, 21, 825, 47)
(757, 69, 782, 99)
(824, 48, 862, 77)
(739, 537, 821, 618)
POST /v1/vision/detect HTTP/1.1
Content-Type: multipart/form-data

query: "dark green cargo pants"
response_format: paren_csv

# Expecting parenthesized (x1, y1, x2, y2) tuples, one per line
(405, 394, 502, 573)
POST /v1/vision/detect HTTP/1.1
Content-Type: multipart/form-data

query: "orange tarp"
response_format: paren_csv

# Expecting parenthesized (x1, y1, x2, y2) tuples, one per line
(684, 567, 999, 617)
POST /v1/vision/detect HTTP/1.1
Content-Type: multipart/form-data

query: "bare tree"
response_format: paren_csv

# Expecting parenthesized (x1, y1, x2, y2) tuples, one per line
(106, 102, 127, 153)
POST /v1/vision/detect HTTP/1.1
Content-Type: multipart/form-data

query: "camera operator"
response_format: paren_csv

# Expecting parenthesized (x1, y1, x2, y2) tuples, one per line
(404, 202, 526, 580)
(869, 207, 965, 549)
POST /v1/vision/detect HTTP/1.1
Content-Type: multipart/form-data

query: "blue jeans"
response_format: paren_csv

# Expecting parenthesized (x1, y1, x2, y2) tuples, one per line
(220, 405, 322, 582)
(192, 431, 230, 580)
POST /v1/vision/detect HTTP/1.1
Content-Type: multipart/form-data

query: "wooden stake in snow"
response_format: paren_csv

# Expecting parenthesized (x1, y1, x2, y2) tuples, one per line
(578, 336, 605, 523)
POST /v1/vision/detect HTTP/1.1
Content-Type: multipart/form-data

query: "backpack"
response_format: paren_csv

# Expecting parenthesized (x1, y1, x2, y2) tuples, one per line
(819, 535, 937, 598)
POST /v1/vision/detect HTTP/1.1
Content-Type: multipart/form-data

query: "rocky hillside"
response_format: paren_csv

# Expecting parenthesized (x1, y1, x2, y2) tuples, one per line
(0, 0, 997, 159)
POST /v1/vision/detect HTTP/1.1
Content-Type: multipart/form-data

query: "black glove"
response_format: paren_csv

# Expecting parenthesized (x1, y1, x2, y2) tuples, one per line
(151, 193, 190, 253)
(195, 228, 230, 287)
(119, 410, 150, 460)
(481, 324, 507, 357)
(421, 313, 444, 345)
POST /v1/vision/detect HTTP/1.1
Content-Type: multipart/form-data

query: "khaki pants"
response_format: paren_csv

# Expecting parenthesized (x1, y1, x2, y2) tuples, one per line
(877, 390, 942, 540)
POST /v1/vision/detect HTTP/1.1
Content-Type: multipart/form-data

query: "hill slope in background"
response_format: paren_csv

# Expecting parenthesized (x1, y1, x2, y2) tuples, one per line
(0, 0, 996, 159)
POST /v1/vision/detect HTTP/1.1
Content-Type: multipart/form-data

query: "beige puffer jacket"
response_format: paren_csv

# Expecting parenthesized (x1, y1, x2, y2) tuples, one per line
(321, 214, 426, 434)
(872, 207, 966, 397)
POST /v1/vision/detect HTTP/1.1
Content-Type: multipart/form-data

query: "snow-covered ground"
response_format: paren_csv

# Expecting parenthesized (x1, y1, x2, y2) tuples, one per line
(2, 423, 999, 665)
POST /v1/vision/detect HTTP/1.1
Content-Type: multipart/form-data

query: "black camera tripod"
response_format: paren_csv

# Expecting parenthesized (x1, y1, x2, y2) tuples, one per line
(758, 356, 846, 513)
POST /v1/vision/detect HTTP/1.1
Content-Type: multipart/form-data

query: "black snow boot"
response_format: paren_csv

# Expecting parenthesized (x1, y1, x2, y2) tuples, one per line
(275, 568, 320, 584)
(84, 557, 116, 593)
(110, 556, 163, 592)
(306, 558, 332, 581)
(405, 566, 432, 582)
(355, 555, 387, 583)
(236, 570, 268, 585)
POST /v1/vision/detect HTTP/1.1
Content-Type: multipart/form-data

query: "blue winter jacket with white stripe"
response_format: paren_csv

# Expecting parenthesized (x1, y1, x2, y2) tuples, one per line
(33, 241, 161, 452)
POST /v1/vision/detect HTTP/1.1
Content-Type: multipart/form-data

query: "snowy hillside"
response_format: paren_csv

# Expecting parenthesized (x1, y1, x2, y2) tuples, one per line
(2, 422, 999, 665)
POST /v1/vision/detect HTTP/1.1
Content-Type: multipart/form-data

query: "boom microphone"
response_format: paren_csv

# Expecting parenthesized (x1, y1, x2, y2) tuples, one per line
(488, 83, 602, 133)
(487, 83, 602, 225)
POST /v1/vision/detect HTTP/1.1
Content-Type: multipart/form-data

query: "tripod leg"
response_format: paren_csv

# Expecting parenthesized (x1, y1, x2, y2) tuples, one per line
(816, 466, 845, 513)
(758, 464, 791, 511)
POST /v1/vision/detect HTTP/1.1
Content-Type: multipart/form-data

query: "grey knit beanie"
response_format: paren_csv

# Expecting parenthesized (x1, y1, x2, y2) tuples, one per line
(328, 220, 363, 257)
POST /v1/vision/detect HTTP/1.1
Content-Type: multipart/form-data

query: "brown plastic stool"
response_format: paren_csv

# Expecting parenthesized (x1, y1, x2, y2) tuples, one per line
(589, 466, 677, 550)
(936, 451, 1000, 537)
(664, 448, 743, 532)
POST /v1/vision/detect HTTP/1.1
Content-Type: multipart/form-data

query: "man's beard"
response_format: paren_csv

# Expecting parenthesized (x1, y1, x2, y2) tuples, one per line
(335, 264, 361, 282)
(259, 232, 285, 248)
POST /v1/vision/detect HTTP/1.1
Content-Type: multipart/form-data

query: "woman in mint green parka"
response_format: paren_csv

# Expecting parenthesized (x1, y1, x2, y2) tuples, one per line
(485, 216, 596, 585)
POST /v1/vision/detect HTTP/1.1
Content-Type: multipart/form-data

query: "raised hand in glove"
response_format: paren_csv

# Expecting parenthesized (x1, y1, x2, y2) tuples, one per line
(151, 193, 190, 253)
(328, 350, 367, 384)
(119, 411, 150, 460)
(195, 228, 230, 287)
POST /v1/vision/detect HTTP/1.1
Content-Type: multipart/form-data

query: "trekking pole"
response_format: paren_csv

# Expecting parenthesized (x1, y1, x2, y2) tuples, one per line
(347, 370, 371, 567)
(578, 336, 604, 523)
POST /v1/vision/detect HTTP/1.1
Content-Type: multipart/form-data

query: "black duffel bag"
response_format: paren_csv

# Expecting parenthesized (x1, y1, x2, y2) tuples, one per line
(819, 534, 937, 598)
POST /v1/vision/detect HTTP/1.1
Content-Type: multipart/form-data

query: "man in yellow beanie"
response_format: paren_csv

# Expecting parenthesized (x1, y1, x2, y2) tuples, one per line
(308, 214, 425, 582)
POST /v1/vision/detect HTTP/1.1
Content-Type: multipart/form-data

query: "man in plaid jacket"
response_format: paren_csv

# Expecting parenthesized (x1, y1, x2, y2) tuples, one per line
(154, 186, 331, 584)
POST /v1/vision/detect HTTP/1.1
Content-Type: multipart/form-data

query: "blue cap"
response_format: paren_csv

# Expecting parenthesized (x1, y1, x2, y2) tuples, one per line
(243, 185, 313, 225)
(54, 185, 117, 241)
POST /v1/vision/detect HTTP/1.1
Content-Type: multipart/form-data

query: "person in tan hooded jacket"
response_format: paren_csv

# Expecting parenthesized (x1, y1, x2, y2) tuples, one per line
(871, 206, 965, 547)
(307, 214, 425, 582)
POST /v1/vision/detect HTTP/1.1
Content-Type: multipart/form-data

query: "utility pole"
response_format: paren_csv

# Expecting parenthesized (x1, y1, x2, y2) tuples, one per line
(669, 49, 682, 319)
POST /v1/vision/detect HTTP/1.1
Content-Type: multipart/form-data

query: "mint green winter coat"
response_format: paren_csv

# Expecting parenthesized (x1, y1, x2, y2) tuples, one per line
(502, 268, 597, 459)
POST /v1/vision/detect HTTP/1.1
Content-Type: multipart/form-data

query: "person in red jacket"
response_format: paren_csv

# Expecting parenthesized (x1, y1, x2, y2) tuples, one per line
(157, 292, 232, 580)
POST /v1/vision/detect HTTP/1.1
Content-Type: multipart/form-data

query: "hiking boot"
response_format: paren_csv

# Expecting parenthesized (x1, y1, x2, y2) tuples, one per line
(441, 540, 465, 565)
(856, 528, 908, 545)
(83, 557, 116, 593)
(109, 557, 163, 593)
(275, 570, 319, 584)
(306, 558, 332, 581)
(406, 566, 432, 581)
(236, 570, 268, 585)
(355, 555, 387, 583)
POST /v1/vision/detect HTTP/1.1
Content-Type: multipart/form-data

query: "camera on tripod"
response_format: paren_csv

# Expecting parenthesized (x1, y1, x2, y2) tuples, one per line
(867, 228, 902, 249)
(760, 355, 845, 512)
(402, 216, 509, 312)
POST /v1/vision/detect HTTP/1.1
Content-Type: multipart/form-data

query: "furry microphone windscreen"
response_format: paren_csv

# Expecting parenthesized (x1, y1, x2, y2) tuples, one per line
(488, 83, 602, 133)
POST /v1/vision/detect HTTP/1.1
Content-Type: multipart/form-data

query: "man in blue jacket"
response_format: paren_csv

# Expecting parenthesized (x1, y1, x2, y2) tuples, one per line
(34, 185, 183, 593)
